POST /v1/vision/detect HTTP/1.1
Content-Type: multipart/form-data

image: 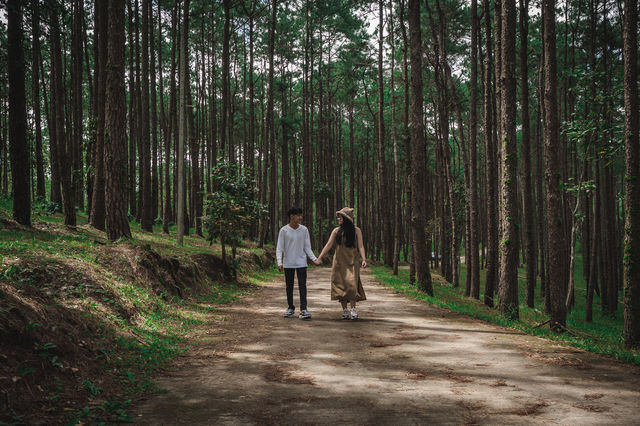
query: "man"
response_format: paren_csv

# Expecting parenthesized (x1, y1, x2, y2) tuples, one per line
(276, 207, 317, 319)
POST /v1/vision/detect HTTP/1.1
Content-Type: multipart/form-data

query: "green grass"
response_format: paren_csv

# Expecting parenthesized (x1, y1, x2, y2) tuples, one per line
(371, 258, 640, 365)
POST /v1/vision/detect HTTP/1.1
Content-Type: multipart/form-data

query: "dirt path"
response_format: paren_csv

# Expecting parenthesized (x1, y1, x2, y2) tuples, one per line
(132, 268, 640, 425)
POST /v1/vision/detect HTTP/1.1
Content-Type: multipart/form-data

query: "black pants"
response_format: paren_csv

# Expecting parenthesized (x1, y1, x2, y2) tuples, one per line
(285, 267, 307, 311)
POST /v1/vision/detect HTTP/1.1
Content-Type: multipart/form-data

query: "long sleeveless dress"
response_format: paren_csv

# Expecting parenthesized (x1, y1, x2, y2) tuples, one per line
(330, 243, 367, 302)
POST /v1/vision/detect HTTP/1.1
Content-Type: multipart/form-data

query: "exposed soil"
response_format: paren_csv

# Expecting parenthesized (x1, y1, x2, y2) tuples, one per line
(132, 267, 640, 425)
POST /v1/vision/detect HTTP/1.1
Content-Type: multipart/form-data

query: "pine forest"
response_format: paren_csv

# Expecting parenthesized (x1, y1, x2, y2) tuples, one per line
(2, 0, 640, 423)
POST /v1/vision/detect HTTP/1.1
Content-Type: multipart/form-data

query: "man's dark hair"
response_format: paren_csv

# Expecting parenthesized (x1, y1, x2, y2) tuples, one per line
(287, 207, 303, 218)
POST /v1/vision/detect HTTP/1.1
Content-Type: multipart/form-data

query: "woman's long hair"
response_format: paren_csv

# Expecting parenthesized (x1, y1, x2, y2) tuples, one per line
(336, 215, 356, 247)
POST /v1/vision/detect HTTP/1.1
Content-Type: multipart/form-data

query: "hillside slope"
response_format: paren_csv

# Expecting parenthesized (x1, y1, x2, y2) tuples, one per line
(0, 205, 274, 424)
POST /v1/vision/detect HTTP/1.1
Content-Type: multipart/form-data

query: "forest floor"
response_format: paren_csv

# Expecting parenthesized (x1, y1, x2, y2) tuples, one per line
(132, 267, 640, 425)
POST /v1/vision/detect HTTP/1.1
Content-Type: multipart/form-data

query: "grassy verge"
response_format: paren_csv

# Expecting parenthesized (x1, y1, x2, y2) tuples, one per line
(0, 196, 279, 424)
(370, 263, 640, 365)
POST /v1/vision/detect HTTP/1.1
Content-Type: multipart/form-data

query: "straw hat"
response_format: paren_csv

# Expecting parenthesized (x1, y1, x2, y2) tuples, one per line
(336, 207, 354, 223)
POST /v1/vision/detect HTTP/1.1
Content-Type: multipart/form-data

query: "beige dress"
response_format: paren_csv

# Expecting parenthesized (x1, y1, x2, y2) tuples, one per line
(330, 243, 366, 302)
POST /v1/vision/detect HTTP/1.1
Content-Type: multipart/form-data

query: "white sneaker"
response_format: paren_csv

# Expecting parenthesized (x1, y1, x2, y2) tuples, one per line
(284, 308, 295, 318)
(350, 307, 358, 320)
(342, 309, 350, 320)
(299, 309, 311, 320)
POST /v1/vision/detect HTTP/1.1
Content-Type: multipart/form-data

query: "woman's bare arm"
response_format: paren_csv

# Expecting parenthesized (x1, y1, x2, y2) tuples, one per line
(317, 228, 339, 261)
(356, 227, 367, 268)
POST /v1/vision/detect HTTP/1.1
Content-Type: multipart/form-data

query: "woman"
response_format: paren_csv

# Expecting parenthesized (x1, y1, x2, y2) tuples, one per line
(315, 207, 367, 319)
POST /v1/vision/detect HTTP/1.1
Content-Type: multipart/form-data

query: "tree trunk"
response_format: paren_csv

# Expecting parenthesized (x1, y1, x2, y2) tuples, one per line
(187, 80, 202, 237)
(623, 0, 640, 349)
(585, 0, 598, 322)
(90, 0, 108, 230)
(49, 1, 76, 227)
(134, 0, 143, 222)
(543, 0, 566, 331)
(267, 0, 278, 244)
(408, 0, 433, 295)
(520, 0, 536, 308)
(483, 0, 498, 307)
(7, 0, 30, 226)
(302, 1, 314, 249)
(497, 0, 519, 320)
(31, 0, 45, 201)
(149, 0, 159, 223)
(221, 0, 231, 159)
(72, 0, 84, 211)
(177, 0, 190, 245)
(104, 0, 132, 241)
(399, 0, 415, 283)
(378, 0, 392, 267)
(248, 9, 256, 174)
(163, 3, 177, 234)
(127, 0, 137, 217)
(567, 159, 587, 311)
(389, 0, 401, 275)
(140, 0, 152, 231)
(469, 0, 480, 299)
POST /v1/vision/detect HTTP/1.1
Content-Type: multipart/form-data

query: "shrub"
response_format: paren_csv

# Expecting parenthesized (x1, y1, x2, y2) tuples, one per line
(203, 162, 265, 262)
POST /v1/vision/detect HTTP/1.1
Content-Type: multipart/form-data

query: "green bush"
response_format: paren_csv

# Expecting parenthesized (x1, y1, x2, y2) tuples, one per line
(203, 162, 265, 262)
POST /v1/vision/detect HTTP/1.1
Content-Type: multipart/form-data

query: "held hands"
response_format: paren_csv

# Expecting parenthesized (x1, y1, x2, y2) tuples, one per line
(313, 258, 322, 266)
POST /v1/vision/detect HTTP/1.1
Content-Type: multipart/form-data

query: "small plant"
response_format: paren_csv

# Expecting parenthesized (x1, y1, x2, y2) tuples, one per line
(18, 362, 35, 377)
(47, 355, 63, 368)
(35, 342, 57, 352)
(25, 321, 42, 332)
(124, 370, 136, 384)
(101, 399, 133, 423)
(2, 411, 25, 425)
(33, 196, 61, 215)
(36, 342, 63, 369)
(48, 376, 64, 402)
(2, 264, 21, 280)
(83, 379, 102, 397)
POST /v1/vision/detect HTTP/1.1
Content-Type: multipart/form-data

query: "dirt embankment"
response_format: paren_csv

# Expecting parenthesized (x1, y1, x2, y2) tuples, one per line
(0, 229, 273, 425)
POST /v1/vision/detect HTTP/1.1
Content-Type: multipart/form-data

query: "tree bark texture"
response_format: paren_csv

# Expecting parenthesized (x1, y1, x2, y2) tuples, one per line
(408, 0, 433, 296)
(520, 0, 536, 308)
(484, 0, 498, 307)
(8, 0, 31, 226)
(31, 0, 46, 201)
(104, 0, 132, 241)
(90, 0, 108, 230)
(49, 1, 76, 227)
(623, 0, 640, 349)
(543, 0, 567, 330)
(469, 0, 480, 299)
(497, 0, 519, 320)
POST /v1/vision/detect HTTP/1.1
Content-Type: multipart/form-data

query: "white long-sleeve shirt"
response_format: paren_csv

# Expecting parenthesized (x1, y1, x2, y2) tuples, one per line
(276, 224, 317, 268)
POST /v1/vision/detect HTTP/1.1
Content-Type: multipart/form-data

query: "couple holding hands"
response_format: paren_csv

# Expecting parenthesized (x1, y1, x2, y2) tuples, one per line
(276, 207, 367, 320)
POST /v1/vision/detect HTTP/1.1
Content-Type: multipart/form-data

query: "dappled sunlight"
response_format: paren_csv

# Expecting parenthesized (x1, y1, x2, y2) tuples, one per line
(132, 268, 640, 425)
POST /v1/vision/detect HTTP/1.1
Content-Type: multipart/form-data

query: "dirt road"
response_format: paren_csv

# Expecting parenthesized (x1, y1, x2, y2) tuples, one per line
(132, 267, 640, 425)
